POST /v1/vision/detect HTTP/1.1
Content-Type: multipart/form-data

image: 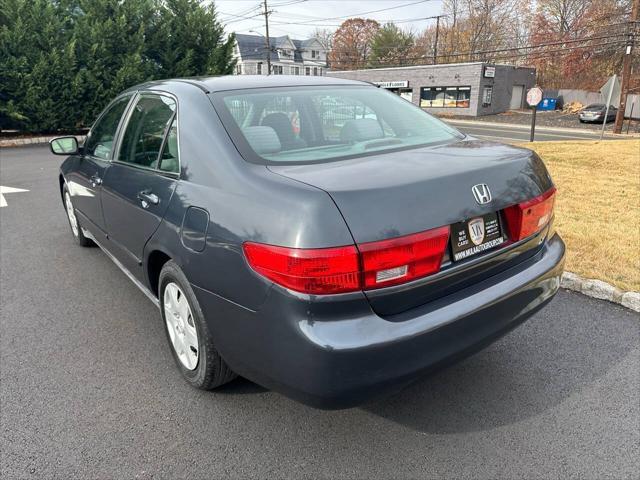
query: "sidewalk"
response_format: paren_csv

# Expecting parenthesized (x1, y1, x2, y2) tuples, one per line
(1, 134, 87, 148)
(443, 118, 640, 137)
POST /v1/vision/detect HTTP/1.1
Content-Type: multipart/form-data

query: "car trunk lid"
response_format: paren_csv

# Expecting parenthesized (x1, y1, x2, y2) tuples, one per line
(268, 138, 555, 315)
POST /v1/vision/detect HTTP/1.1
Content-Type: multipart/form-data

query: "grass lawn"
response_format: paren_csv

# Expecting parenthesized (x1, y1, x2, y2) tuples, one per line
(517, 140, 640, 292)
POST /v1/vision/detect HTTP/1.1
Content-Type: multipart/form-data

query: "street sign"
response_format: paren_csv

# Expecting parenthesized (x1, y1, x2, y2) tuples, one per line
(526, 87, 543, 107)
(599, 75, 619, 141)
(599, 76, 621, 107)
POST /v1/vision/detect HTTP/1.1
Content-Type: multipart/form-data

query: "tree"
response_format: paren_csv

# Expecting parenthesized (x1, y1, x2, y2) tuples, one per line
(311, 27, 334, 51)
(368, 23, 414, 68)
(0, 0, 236, 132)
(529, 0, 633, 89)
(328, 18, 379, 70)
(146, 0, 236, 78)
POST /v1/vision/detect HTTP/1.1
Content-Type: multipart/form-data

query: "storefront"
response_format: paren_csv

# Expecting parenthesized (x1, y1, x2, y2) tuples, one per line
(327, 62, 536, 117)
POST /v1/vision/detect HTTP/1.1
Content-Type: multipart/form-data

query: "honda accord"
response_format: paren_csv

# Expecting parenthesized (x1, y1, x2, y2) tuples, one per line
(50, 76, 565, 409)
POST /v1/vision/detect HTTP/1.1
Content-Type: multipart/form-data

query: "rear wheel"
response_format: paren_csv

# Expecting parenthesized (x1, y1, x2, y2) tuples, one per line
(159, 260, 236, 389)
(62, 183, 93, 247)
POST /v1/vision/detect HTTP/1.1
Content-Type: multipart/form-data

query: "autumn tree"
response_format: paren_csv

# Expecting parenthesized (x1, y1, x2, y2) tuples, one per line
(529, 0, 633, 89)
(368, 23, 415, 67)
(328, 18, 379, 70)
(412, 0, 526, 65)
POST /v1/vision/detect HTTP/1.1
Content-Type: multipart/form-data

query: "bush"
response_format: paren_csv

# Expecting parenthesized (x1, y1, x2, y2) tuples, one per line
(0, 0, 235, 132)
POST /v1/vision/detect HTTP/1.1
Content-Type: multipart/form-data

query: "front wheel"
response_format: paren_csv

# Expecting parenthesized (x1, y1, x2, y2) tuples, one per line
(159, 260, 236, 389)
(62, 183, 93, 247)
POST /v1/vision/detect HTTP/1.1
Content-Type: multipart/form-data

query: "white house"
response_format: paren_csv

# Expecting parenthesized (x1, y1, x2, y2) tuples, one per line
(233, 34, 327, 76)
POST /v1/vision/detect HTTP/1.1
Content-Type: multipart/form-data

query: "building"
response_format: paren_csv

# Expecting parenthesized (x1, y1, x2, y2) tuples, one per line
(233, 33, 327, 76)
(327, 63, 536, 116)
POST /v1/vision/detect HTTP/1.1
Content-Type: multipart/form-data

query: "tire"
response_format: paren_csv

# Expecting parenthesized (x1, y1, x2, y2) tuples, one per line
(62, 183, 94, 247)
(159, 260, 236, 389)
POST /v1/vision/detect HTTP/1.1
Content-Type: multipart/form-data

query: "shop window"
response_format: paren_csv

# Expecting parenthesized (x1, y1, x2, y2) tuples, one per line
(420, 86, 472, 108)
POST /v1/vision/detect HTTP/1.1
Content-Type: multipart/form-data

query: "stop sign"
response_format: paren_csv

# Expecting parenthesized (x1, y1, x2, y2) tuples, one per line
(526, 87, 543, 107)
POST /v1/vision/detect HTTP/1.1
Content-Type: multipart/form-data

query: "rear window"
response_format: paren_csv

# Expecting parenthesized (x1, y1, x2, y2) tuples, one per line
(210, 86, 463, 165)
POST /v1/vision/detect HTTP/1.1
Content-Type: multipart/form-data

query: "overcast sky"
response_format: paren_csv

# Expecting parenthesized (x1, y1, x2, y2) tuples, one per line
(214, 0, 446, 40)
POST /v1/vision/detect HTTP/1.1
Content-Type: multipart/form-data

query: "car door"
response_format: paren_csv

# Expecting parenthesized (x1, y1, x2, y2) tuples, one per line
(66, 95, 133, 237)
(100, 92, 180, 276)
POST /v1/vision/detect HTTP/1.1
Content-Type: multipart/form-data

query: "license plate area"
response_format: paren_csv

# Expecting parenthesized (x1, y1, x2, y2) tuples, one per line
(450, 212, 506, 261)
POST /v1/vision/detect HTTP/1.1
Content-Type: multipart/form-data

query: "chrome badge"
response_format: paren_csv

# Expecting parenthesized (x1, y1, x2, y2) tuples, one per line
(472, 184, 492, 204)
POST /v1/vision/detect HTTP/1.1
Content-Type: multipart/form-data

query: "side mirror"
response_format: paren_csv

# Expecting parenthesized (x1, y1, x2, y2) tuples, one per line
(50, 136, 79, 155)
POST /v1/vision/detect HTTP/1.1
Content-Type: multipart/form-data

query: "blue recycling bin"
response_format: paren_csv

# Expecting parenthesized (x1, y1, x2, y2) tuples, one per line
(537, 98, 557, 111)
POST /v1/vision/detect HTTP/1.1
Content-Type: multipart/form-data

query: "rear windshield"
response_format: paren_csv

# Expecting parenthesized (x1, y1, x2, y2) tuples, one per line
(210, 85, 464, 164)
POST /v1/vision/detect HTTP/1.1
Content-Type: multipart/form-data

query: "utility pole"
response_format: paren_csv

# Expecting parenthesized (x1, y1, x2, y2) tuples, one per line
(263, 0, 272, 75)
(613, 0, 639, 133)
(433, 15, 443, 65)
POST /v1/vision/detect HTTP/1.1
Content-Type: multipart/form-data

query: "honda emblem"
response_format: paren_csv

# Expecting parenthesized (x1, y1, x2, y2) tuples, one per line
(472, 184, 492, 204)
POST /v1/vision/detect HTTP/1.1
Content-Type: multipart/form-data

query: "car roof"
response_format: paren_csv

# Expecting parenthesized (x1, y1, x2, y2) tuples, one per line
(127, 75, 372, 95)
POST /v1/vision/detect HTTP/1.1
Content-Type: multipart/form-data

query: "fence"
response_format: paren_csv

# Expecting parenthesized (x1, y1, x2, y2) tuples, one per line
(543, 88, 640, 119)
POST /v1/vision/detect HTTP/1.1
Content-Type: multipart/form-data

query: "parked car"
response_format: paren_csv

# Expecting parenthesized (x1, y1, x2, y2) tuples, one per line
(50, 76, 565, 409)
(578, 103, 618, 123)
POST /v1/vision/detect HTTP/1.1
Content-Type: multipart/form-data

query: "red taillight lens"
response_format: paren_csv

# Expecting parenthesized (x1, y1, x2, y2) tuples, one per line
(359, 226, 450, 289)
(504, 187, 556, 242)
(242, 243, 360, 294)
(243, 225, 450, 294)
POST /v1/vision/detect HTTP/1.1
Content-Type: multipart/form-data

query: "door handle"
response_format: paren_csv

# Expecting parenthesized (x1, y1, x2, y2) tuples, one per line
(90, 174, 102, 187)
(137, 190, 159, 208)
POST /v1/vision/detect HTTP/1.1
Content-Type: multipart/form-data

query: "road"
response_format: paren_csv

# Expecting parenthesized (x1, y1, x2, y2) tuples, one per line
(445, 120, 621, 142)
(1, 146, 639, 479)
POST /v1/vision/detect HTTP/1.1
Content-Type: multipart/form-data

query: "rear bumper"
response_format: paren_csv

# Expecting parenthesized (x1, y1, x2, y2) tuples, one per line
(194, 233, 565, 409)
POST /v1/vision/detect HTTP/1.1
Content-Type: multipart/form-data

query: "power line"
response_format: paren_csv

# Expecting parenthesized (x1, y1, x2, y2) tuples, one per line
(268, 0, 435, 26)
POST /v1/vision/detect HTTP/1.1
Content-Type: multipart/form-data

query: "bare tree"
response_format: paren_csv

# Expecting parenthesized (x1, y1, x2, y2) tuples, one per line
(311, 27, 334, 51)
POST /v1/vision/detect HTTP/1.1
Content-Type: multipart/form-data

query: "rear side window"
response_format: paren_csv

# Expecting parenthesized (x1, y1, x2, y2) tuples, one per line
(84, 96, 131, 160)
(118, 95, 177, 170)
(158, 118, 179, 173)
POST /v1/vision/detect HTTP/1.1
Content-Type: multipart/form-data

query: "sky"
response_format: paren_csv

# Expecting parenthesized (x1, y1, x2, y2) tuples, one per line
(214, 0, 446, 40)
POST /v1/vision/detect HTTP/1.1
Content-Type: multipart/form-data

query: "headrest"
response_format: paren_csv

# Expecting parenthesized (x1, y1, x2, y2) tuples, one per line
(340, 118, 384, 143)
(242, 126, 281, 154)
(261, 113, 295, 140)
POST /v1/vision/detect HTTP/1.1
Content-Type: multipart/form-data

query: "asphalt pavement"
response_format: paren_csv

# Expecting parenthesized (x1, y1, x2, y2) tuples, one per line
(445, 120, 622, 142)
(1, 146, 639, 479)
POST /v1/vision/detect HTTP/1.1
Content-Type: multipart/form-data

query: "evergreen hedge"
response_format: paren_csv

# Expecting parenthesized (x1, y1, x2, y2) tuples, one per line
(0, 0, 236, 132)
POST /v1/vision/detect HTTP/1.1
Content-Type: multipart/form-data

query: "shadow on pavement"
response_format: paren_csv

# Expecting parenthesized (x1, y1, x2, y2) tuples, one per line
(363, 293, 638, 434)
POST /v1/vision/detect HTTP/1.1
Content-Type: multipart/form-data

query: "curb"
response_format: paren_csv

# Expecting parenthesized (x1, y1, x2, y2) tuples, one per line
(561, 272, 640, 312)
(441, 118, 638, 137)
(0, 135, 86, 148)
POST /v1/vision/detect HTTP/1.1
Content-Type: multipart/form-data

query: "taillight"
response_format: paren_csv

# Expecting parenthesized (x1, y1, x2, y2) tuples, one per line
(504, 187, 556, 242)
(242, 243, 360, 294)
(359, 226, 450, 289)
(243, 225, 450, 294)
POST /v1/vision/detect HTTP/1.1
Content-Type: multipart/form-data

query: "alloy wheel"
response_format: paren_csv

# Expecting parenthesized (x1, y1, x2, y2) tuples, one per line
(163, 282, 199, 370)
(64, 191, 79, 237)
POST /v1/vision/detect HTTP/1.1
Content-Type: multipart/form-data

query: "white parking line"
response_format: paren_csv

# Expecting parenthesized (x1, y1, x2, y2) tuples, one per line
(0, 186, 29, 207)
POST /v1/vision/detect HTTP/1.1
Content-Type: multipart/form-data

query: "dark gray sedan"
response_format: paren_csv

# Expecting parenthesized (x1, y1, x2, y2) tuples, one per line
(578, 103, 617, 123)
(50, 76, 565, 409)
